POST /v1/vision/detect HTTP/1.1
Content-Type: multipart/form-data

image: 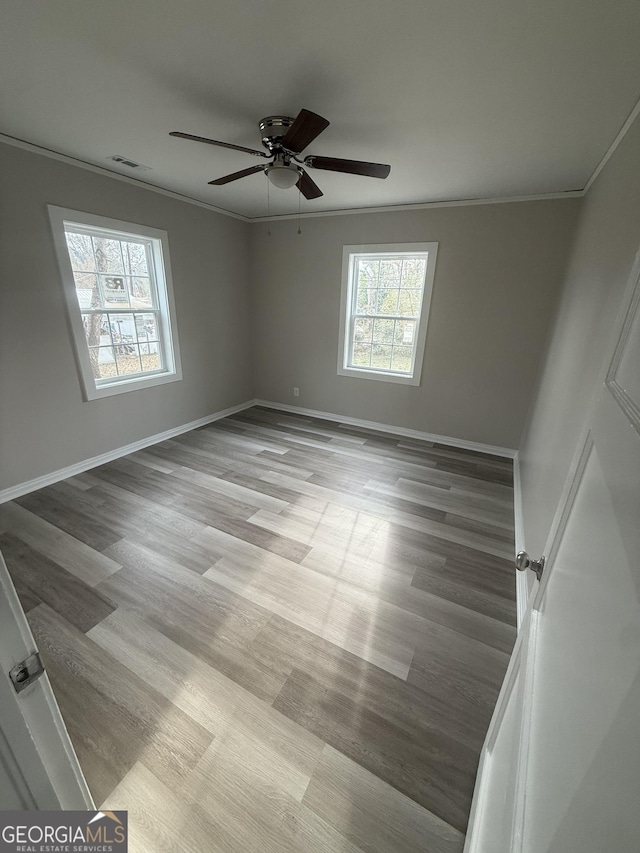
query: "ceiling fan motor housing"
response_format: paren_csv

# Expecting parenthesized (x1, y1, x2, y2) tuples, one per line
(259, 116, 295, 152)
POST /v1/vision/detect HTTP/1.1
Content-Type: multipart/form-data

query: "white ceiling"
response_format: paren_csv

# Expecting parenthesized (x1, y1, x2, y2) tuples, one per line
(1, 0, 639, 219)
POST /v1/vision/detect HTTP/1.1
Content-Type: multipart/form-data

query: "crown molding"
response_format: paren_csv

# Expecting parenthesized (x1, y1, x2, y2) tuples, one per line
(250, 190, 584, 222)
(583, 93, 640, 194)
(4, 95, 640, 223)
(0, 132, 582, 223)
(0, 133, 249, 222)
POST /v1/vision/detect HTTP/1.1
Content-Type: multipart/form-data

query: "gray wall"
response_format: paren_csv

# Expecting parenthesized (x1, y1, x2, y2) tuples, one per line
(5, 134, 612, 501)
(518, 115, 640, 555)
(249, 200, 580, 449)
(0, 142, 253, 492)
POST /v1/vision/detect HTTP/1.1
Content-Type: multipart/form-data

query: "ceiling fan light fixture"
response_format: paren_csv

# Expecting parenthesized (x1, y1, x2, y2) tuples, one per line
(266, 162, 300, 189)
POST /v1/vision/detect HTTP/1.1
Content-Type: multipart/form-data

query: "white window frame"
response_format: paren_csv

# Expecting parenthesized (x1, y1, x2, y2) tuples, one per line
(337, 242, 438, 386)
(48, 206, 182, 401)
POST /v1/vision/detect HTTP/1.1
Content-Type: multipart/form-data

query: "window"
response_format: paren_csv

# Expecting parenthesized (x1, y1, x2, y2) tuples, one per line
(49, 206, 182, 400)
(338, 242, 437, 385)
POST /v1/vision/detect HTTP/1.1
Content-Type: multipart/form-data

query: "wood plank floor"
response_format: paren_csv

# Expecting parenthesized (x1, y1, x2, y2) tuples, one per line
(0, 406, 516, 852)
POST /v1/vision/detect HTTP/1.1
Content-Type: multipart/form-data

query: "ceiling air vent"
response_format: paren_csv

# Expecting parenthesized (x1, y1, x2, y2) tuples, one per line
(109, 155, 151, 171)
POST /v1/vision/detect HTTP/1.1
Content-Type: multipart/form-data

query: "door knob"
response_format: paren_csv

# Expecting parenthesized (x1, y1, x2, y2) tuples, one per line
(516, 551, 545, 582)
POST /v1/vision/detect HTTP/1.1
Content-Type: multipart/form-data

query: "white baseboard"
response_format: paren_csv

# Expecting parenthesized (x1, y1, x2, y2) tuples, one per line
(0, 399, 257, 504)
(254, 399, 518, 459)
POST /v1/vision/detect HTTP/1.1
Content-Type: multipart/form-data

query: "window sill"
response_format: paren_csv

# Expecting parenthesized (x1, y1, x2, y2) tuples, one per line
(82, 368, 182, 401)
(337, 365, 421, 386)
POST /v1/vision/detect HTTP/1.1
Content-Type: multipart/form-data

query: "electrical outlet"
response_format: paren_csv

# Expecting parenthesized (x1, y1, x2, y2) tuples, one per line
(293, 387, 300, 397)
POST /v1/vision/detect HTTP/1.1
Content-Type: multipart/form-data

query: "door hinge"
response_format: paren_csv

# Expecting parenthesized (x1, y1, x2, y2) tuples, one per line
(9, 652, 45, 693)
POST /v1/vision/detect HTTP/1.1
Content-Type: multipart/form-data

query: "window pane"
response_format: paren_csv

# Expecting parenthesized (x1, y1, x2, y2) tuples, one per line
(74, 272, 99, 310)
(81, 313, 111, 348)
(357, 259, 379, 288)
(397, 289, 421, 316)
(65, 232, 95, 271)
(394, 319, 416, 346)
(354, 317, 373, 342)
(371, 344, 392, 369)
(141, 350, 161, 372)
(376, 289, 399, 315)
(108, 314, 137, 351)
(125, 241, 149, 275)
(131, 277, 152, 308)
(92, 237, 125, 274)
(356, 287, 377, 313)
(88, 346, 117, 380)
(391, 346, 413, 372)
(352, 343, 371, 367)
(134, 313, 159, 343)
(401, 258, 427, 287)
(372, 319, 395, 343)
(101, 275, 130, 307)
(379, 259, 401, 287)
(115, 345, 143, 376)
(74, 271, 97, 288)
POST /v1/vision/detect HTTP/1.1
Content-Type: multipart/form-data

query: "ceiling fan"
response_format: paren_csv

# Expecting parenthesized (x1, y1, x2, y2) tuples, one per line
(170, 108, 391, 199)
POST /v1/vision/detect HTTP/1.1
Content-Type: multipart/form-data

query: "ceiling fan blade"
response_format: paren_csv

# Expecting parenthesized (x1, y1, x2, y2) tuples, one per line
(170, 131, 269, 158)
(282, 109, 330, 153)
(208, 165, 266, 185)
(305, 155, 391, 179)
(296, 169, 323, 200)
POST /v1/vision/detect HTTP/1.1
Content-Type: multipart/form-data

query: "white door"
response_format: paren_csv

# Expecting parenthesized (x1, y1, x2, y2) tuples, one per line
(0, 548, 93, 809)
(465, 254, 640, 852)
